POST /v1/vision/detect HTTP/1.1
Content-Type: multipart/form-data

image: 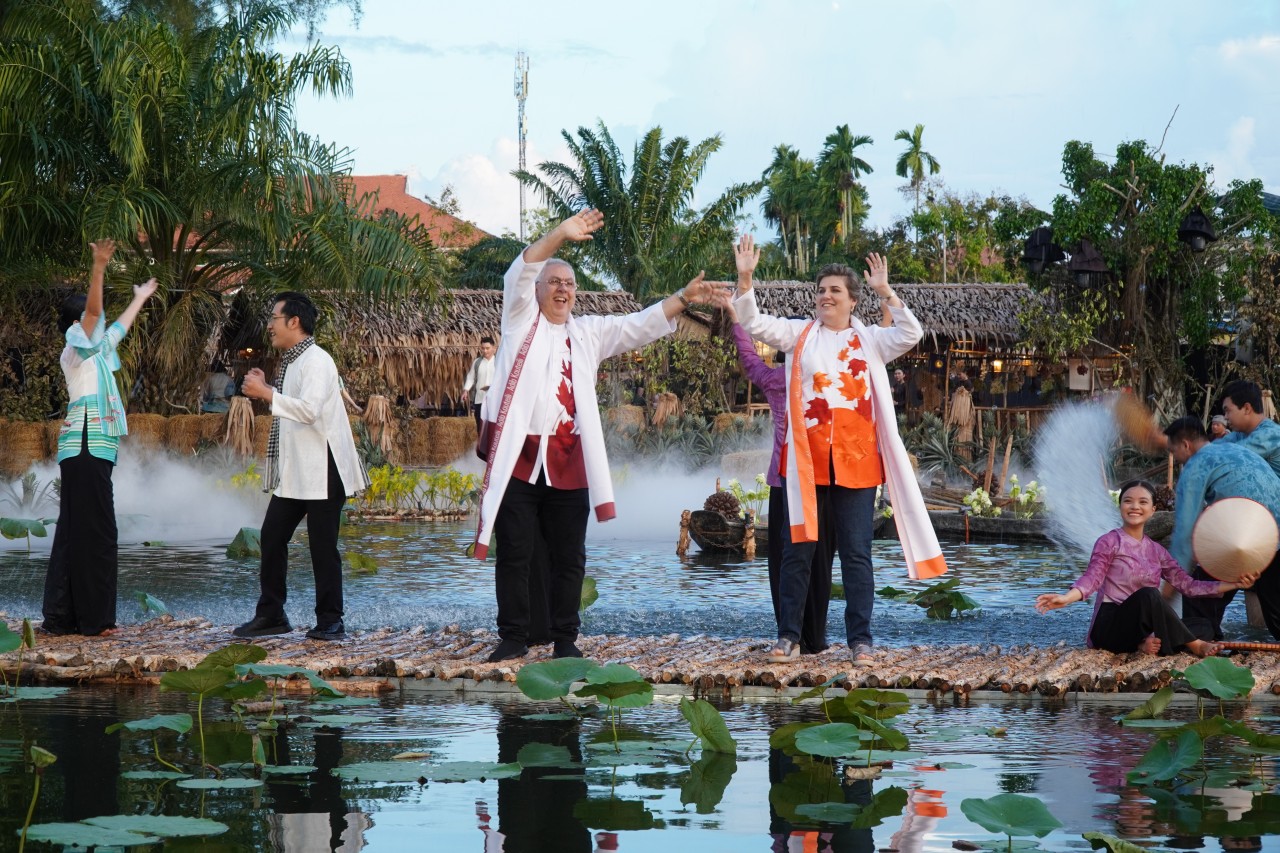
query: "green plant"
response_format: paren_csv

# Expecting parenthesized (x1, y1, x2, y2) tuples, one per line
(878, 578, 980, 619)
(724, 475, 769, 521)
(158, 645, 269, 772)
(105, 714, 193, 773)
(0, 473, 59, 517)
(228, 463, 263, 492)
(0, 516, 57, 553)
(1006, 475, 1046, 519)
(19, 745, 56, 853)
(960, 792, 1062, 852)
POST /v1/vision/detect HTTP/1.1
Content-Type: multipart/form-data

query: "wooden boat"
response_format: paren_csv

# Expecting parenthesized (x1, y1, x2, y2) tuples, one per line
(687, 510, 768, 554)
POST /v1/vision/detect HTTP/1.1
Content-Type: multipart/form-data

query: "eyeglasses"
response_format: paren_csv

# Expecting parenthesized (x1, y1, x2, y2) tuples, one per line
(542, 276, 577, 291)
(268, 313, 288, 324)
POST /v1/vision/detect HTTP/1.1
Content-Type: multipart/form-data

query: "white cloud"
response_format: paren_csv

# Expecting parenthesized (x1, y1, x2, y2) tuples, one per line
(1207, 116, 1256, 185)
(1219, 34, 1280, 61)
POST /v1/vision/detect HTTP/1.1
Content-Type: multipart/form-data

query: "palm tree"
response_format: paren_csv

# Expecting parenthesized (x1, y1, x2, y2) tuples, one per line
(761, 145, 823, 276)
(894, 124, 941, 214)
(515, 121, 760, 299)
(817, 125, 874, 247)
(0, 1, 442, 410)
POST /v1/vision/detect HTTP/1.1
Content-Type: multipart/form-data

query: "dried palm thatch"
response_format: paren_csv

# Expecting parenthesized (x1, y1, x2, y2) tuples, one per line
(226, 396, 255, 456)
(0, 420, 49, 476)
(947, 387, 975, 452)
(165, 414, 226, 455)
(651, 392, 681, 427)
(752, 281, 1037, 349)
(713, 412, 749, 433)
(364, 395, 397, 457)
(124, 414, 167, 449)
(1113, 393, 1162, 452)
(398, 417, 433, 467)
(427, 417, 475, 465)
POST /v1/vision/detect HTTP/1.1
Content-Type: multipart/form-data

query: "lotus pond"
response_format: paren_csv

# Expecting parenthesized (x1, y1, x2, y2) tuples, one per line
(3, 650, 1280, 853)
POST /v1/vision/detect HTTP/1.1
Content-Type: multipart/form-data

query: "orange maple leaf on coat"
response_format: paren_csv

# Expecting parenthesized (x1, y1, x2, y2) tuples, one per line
(838, 372, 867, 402)
(812, 372, 832, 393)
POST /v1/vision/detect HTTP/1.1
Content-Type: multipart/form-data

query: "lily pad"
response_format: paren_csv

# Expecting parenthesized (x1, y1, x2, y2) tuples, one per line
(19, 823, 162, 847)
(176, 777, 264, 790)
(0, 622, 18, 654)
(516, 658, 600, 700)
(0, 686, 69, 702)
(431, 761, 522, 782)
(201, 644, 268, 669)
(960, 792, 1062, 838)
(0, 516, 49, 538)
(261, 764, 318, 775)
(121, 770, 192, 781)
(84, 815, 229, 838)
(333, 761, 430, 783)
(310, 696, 378, 708)
(300, 714, 377, 727)
(516, 743, 578, 768)
(226, 526, 262, 558)
(679, 697, 737, 755)
(522, 712, 578, 721)
(236, 663, 343, 697)
(1083, 831, 1148, 853)
(795, 723, 874, 758)
(345, 552, 379, 573)
(106, 713, 193, 736)
(791, 672, 850, 704)
(1118, 719, 1185, 729)
(795, 786, 908, 828)
(1119, 685, 1175, 721)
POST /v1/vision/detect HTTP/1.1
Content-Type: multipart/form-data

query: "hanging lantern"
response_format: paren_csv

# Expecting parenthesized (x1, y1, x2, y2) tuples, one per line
(1177, 206, 1217, 253)
(1021, 227, 1065, 274)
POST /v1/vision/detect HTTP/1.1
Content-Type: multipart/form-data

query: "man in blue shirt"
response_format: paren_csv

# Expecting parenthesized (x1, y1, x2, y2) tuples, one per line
(1165, 416, 1280, 641)
(1218, 380, 1280, 477)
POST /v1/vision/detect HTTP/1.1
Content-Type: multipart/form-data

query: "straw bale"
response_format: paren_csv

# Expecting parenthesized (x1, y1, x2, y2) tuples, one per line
(165, 414, 226, 454)
(398, 418, 433, 467)
(605, 406, 645, 431)
(45, 419, 63, 455)
(0, 420, 49, 477)
(426, 417, 476, 466)
(123, 414, 168, 449)
(253, 415, 273, 458)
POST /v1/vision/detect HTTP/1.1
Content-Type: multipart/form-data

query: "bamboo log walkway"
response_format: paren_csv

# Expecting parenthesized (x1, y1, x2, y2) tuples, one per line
(5, 616, 1280, 698)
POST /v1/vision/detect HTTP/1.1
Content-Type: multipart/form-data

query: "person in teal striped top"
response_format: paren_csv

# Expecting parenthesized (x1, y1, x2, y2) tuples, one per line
(41, 239, 159, 637)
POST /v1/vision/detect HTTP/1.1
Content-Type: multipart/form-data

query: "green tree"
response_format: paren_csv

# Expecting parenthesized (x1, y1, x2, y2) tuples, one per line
(515, 121, 759, 300)
(1045, 139, 1277, 417)
(894, 123, 941, 215)
(761, 145, 823, 276)
(104, 0, 361, 36)
(817, 124, 874, 250)
(0, 0, 442, 411)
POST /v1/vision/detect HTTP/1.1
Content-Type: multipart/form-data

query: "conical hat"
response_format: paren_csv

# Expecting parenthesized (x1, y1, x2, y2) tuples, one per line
(1192, 498, 1279, 582)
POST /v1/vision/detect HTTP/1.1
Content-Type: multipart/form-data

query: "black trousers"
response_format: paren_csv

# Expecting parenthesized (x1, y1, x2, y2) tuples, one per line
(1182, 550, 1280, 641)
(254, 449, 347, 626)
(493, 473, 589, 644)
(768, 485, 833, 653)
(43, 430, 117, 636)
(1091, 587, 1197, 655)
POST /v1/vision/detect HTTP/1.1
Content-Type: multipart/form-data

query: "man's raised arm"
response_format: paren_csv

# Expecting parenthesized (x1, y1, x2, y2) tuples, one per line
(523, 209, 604, 262)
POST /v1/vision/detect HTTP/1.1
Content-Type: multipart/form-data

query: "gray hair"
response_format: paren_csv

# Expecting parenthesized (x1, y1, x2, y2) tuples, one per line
(537, 258, 575, 282)
(814, 263, 863, 304)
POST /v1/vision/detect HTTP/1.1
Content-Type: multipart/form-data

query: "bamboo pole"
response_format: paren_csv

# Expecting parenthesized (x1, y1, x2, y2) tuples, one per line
(982, 437, 997, 494)
(996, 435, 1014, 496)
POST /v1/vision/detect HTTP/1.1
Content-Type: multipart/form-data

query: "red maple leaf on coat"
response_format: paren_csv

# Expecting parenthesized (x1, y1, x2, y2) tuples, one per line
(805, 396, 832, 425)
(556, 364, 576, 418)
(846, 357, 867, 375)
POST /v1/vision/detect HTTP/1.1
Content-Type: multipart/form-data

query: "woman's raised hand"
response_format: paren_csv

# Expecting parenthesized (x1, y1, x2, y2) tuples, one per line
(734, 234, 760, 283)
(863, 252, 890, 296)
(134, 277, 159, 299)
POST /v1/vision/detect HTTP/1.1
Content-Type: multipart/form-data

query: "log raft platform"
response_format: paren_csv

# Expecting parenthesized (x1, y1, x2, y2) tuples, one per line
(5, 616, 1280, 699)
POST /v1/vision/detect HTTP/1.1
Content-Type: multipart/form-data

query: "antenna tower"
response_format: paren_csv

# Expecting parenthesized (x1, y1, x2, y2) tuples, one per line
(514, 52, 530, 240)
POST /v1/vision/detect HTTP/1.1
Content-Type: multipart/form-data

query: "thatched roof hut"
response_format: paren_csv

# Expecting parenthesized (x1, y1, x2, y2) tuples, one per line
(752, 281, 1035, 349)
(225, 289, 645, 409)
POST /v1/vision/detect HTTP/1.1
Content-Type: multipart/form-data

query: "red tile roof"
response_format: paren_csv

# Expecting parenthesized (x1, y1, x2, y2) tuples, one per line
(347, 174, 492, 249)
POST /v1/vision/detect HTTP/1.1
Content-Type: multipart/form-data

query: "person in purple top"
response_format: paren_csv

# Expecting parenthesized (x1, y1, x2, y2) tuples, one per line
(724, 294, 833, 654)
(1035, 480, 1252, 656)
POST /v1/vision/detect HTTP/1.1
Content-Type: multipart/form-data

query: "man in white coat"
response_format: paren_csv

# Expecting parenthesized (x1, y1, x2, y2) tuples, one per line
(474, 209, 721, 662)
(234, 291, 369, 641)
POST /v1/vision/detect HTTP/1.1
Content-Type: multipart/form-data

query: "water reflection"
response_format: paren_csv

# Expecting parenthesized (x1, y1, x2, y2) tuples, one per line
(266, 729, 370, 851)
(493, 709, 589, 852)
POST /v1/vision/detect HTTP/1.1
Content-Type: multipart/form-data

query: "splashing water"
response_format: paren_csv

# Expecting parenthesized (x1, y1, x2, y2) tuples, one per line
(1034, 399, 1125, 557)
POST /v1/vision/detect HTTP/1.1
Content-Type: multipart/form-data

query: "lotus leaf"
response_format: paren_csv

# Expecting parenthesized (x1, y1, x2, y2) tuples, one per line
(574, 678, 653, 709)
(0, 686, 69, 702)
(345, 552, 378, 573)
(85, 815, 228, 837)
(845, 688, 911, 720)
(120, 770, 192, 780)
(106, 713, 193, 735)
(302, 714, 377, 726)
(202, 644, 268, 669)
(29, 745, 56, 768)
(134, 591, 170, 616)
(1183, 656, 1255, 699)
(260, 764, 317, 775)
(19, 823, 162, 847)
(679, 697, 737, 755)
(1119, 685, 1174, 721)
(794, 723, 873, 758)
(430, 761, 522, 782)
(0, 622, 18, 655)
(333, 761, 430, 783)
(176, 777, 264, 789)
(515, 658, 600, 700)
(791, 672, 849, 704)
(1127, 729, 1203, 784)
(769, 759, 846, 823)
(580, 576, 598, 610)
(1083, 831, 1148, 853)
(0, 516, 48, 538)
(516, 743, 578, 768)
(960, 792, 1063, 838)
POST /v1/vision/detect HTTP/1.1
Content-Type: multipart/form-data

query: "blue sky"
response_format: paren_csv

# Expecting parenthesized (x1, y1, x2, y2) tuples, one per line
(289, 0, 1280, 239)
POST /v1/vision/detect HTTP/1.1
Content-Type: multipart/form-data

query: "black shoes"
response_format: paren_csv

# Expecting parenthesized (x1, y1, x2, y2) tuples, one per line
(487, 639, 529, 662)
(232, 616, 292, 638)
(306, 622, 346, 641)
(553, 640, 583, 659)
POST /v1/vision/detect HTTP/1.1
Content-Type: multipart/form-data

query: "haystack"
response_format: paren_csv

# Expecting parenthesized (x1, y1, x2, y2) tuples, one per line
(398, 418, 433, 467)
(426, 417, 476, 466)
(252, 415, 273, 457)
(45, 419, 62, 455)
(605, 405, 645, 431)
(165, 414, 226, 454)
(123, 413, 167, 449)
(0, 419, 49, 477)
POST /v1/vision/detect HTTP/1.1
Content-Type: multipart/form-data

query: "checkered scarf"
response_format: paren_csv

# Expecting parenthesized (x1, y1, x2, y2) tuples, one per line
(263, 336, 315, 493)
